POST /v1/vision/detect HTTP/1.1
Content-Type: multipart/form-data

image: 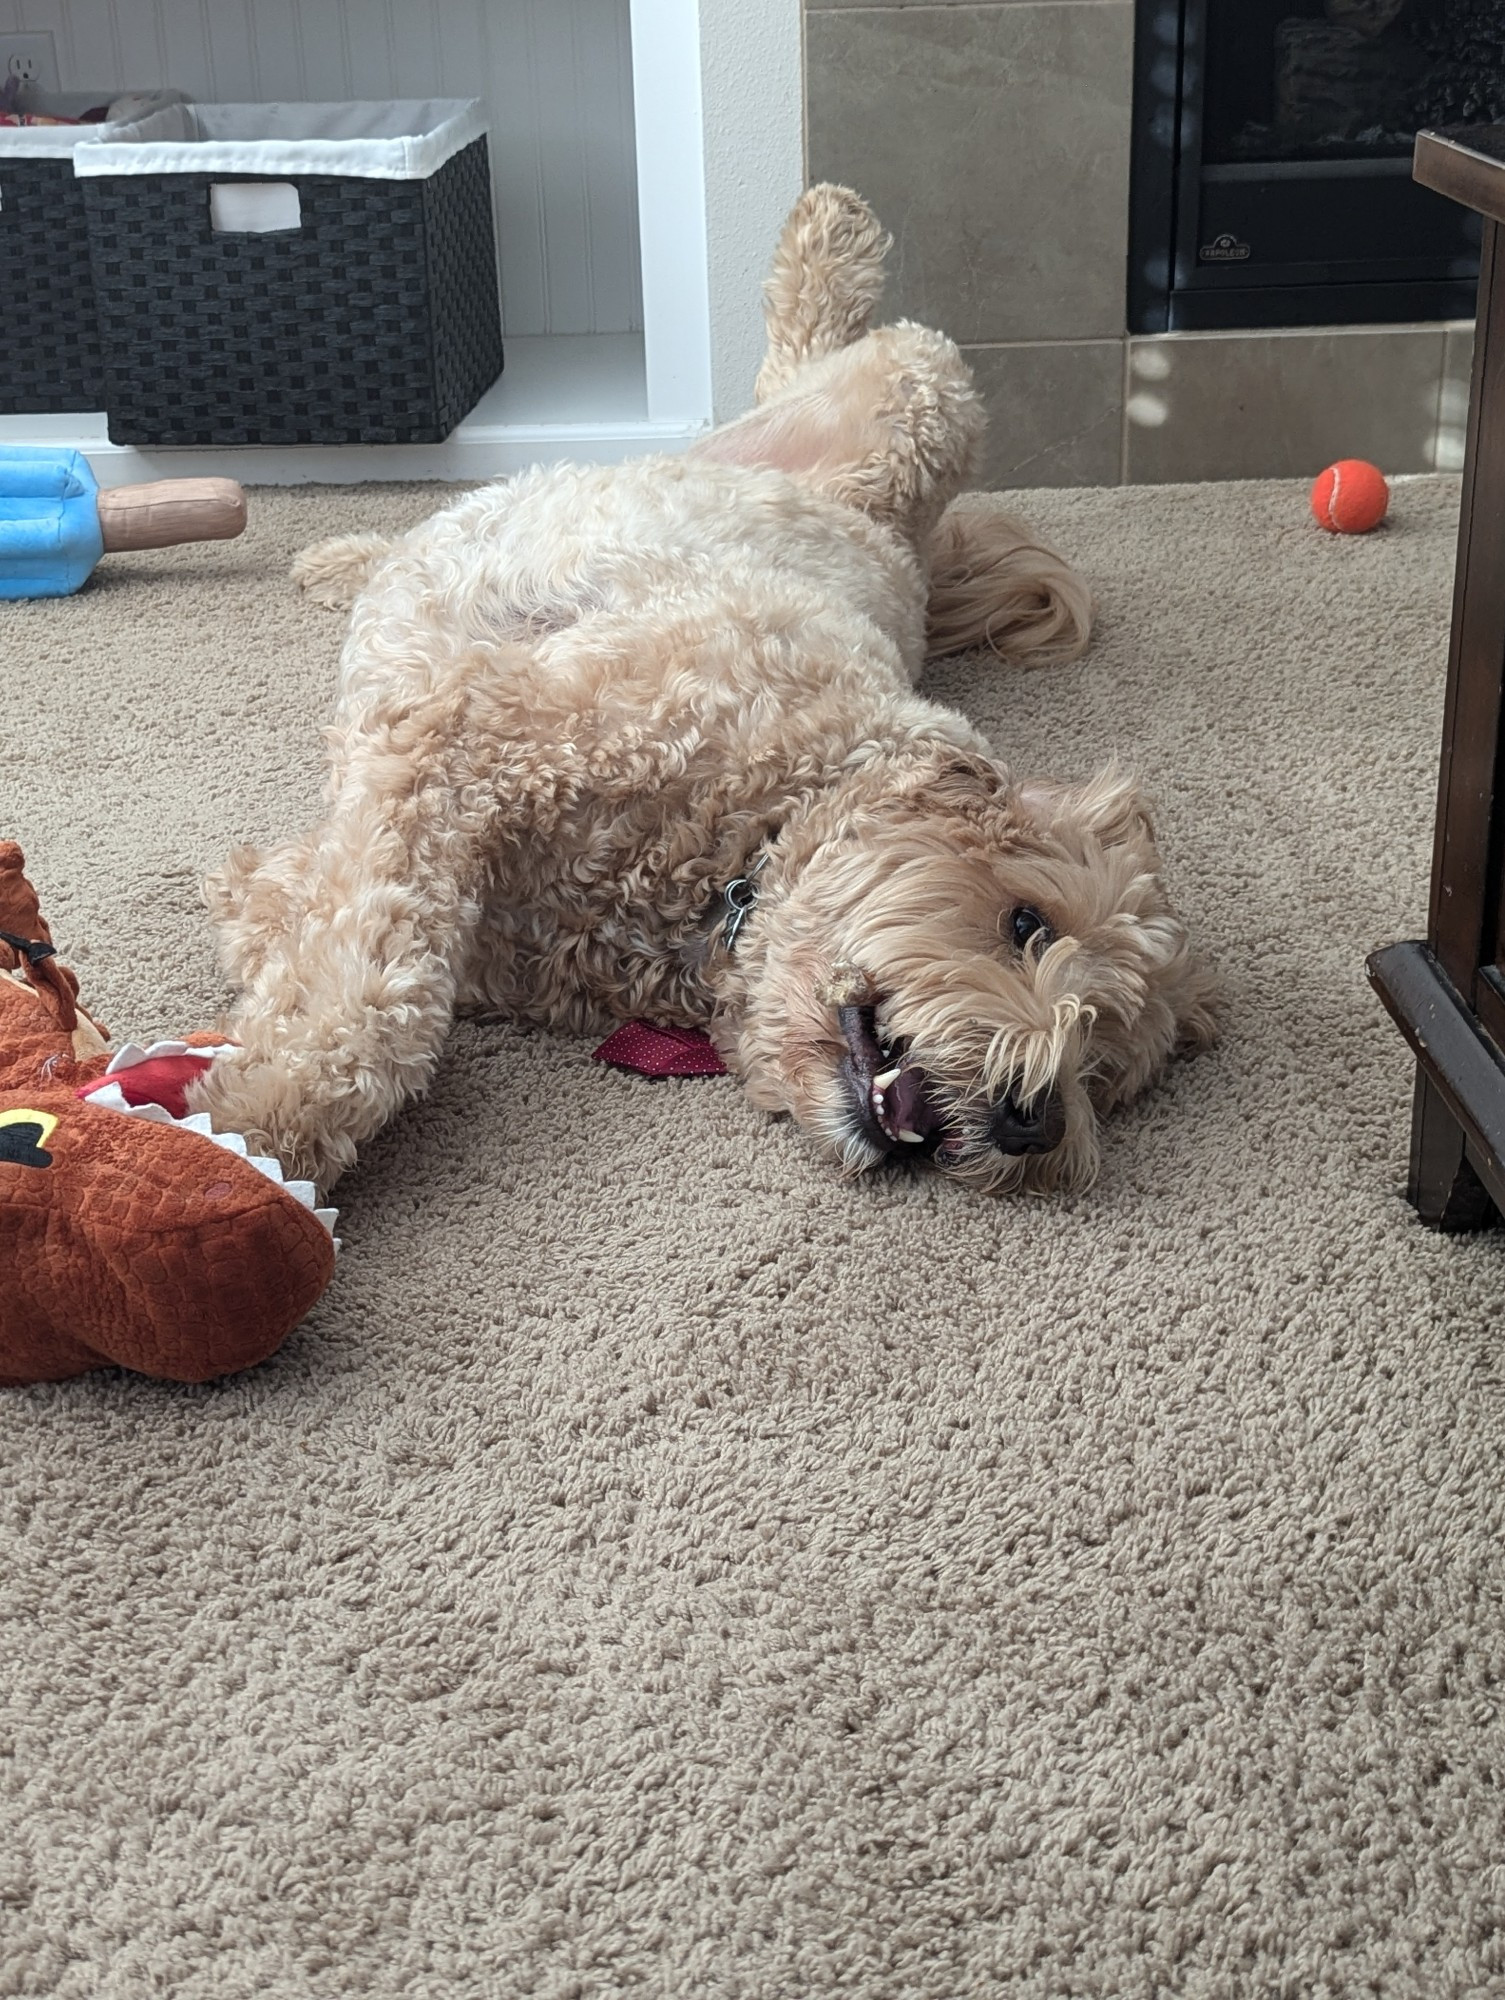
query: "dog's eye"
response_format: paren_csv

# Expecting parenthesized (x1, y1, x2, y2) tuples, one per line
(1010, 905, 1054, 953)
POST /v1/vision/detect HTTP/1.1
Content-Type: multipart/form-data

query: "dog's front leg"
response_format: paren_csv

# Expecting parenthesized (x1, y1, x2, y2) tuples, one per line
(191, 679, 511, 1192)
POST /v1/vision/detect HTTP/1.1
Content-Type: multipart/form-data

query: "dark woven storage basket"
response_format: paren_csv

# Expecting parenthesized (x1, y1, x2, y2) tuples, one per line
(0, 156, 106, 413)
(83, 134, 503, 445)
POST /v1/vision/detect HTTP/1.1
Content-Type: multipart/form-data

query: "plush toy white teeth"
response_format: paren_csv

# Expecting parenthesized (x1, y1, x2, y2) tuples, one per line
(103, 1039, 239, 1075)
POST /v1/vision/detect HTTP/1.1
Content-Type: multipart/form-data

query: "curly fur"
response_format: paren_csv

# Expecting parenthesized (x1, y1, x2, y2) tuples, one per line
(193, 186, 1215, 1195)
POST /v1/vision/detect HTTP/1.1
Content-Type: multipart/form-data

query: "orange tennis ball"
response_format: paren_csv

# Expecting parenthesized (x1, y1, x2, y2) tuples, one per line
(1310, 458, 1389, 534)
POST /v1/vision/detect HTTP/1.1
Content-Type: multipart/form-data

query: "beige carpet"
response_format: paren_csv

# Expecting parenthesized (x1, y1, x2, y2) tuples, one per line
(4, 475, 1504, 1998)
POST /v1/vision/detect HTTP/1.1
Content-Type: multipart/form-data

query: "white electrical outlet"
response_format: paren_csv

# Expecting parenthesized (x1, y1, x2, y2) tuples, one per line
(1, 32, 60, 102)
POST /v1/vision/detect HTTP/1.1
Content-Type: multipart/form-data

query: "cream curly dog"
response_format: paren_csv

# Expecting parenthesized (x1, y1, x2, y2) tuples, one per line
(194, 186, 1217, 1197)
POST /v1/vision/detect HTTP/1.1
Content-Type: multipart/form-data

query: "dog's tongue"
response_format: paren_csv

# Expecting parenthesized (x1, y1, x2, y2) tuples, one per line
(880, 1062, 946, 1141)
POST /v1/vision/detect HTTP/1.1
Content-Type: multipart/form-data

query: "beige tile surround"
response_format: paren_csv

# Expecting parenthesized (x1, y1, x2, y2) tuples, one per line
(1123, 325, 1466, 485)
(963, 342, 1124, 488)
(804, 0, 1476, 486)
(805, 4, 1133, 345)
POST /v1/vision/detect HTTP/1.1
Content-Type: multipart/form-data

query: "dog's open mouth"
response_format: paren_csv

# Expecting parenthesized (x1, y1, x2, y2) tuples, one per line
(837, 1003, 950, 1157)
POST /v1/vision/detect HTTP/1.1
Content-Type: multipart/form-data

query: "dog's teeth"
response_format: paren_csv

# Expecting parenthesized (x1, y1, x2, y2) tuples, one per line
(898, 1128, 924, 1144)
(873, 1066, 901, 1092)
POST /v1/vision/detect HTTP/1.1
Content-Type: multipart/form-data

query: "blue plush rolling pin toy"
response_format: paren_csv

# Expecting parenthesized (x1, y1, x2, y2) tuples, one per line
(0, 449, 247, 600)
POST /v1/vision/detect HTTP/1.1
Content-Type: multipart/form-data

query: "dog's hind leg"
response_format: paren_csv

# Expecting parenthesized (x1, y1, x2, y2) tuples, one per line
(754, 184, 891, 404)
(292, 532, 396, 609)
(190, 670, 513, 1192)
(697, 321, 985, 550)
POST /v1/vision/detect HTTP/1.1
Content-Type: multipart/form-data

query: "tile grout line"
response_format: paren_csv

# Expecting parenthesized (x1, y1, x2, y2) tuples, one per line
(960, 338, 1125, 352)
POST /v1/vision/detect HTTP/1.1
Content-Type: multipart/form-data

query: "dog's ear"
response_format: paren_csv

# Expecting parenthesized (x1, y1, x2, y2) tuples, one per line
(1088, 931, 1221, 1111)
(1014, 760, 1157, 855)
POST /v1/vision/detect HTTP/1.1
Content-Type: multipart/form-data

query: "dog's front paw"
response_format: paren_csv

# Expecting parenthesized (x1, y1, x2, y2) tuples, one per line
(187, 1049, 358, 1198)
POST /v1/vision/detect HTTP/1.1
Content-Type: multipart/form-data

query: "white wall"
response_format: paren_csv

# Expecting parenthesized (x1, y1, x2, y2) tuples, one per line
(6, 0, 808, 437)
(698, 0, 804, 422)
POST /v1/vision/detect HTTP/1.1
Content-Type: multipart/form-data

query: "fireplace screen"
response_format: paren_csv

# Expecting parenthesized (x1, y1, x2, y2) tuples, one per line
(1131, 0, 1504, 330)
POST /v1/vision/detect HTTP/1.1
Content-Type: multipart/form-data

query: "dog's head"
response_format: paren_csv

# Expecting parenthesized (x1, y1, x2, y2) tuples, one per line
(724, 750, 1217, 1194)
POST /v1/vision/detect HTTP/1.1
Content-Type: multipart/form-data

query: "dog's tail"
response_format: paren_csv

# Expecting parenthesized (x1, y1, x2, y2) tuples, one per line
(292, 531, 396, 609)
(924, 506, 1092, 666)
(755, 184, 891, 405)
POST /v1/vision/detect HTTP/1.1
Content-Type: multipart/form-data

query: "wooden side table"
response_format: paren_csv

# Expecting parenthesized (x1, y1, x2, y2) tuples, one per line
(1368, 127, 1505, 1230)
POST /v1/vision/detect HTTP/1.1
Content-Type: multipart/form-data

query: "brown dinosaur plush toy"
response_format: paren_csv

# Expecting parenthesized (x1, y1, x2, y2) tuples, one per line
(0, 842, 335, 1384)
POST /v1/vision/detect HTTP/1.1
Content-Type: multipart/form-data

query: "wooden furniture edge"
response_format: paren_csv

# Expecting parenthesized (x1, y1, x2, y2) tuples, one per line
(1368, 940, 1505, 1218)
(1415, 129, 1505, 228)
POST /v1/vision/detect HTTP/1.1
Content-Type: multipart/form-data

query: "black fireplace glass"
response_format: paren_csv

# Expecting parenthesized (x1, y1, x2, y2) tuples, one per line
(1130, 0, 1502, 330)
(1207, 0, 1505, 165)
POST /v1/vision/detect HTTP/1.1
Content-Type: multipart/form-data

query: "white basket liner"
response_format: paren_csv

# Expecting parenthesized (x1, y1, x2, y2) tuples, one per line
(73, 98, 488, 181)
(0, 91, 185, 161)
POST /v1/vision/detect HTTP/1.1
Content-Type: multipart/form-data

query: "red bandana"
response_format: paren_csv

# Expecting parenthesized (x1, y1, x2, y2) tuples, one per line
(591, 1021, 727, 1078)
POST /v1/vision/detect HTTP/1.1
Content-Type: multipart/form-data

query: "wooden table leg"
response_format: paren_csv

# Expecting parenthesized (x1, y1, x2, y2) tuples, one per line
(1374, 200, 1505, 1228)
(1372, 132, 1505, 1229)
(1409, 1071, 1496, 1229)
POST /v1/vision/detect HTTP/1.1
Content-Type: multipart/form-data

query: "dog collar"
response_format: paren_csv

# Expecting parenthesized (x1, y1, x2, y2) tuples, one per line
(719, 849, 770, 953)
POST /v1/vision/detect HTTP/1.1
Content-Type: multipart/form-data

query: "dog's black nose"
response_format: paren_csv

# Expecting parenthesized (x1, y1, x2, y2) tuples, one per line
(988, 1086, 1066, 1156)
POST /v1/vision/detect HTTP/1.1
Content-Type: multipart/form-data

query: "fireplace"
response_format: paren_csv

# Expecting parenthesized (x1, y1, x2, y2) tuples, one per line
(1129, 0, 1504, 331)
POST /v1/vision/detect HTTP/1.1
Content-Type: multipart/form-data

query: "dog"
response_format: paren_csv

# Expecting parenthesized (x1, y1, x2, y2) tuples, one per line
(193, 185, 1217, 1198)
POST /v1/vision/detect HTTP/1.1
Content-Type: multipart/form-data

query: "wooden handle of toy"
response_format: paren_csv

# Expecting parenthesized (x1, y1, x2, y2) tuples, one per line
(97, 479, 248, 553)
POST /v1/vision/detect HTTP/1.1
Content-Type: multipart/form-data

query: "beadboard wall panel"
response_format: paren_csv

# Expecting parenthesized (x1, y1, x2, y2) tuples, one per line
(2, 0, 642, 335)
